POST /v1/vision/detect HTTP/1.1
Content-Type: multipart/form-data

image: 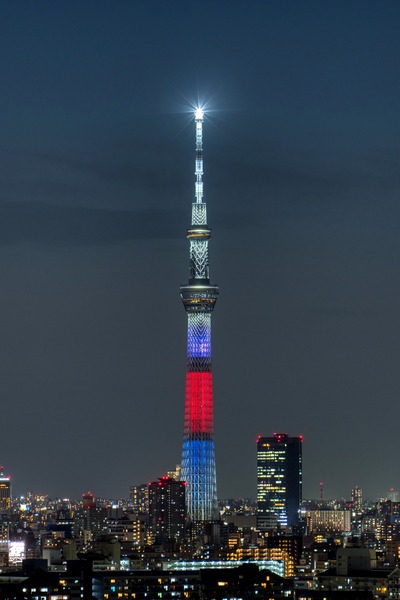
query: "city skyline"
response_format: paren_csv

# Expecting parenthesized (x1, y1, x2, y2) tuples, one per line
(1, 2, 400, 500)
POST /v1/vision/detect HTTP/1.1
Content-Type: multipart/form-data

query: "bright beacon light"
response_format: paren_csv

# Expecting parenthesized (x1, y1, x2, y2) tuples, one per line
(195, 107, 204, 120)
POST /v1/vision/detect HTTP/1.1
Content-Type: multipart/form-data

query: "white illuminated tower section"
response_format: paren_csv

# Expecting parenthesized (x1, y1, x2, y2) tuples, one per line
(180, 108, 219, 523)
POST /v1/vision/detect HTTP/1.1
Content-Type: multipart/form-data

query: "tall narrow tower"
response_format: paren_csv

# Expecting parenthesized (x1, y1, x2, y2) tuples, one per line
(180, 108, 219, 523)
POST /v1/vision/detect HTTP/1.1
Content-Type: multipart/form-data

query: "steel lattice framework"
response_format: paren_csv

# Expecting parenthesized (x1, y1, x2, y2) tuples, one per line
(180, 108, 219, 523)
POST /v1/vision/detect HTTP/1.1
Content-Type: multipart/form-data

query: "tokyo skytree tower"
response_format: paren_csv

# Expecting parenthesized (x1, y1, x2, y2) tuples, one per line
(180, 108, 219, 523)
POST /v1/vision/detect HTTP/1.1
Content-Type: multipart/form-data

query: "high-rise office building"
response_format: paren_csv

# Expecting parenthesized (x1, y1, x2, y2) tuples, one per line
(148, 476, 186, 543)
(78, 493, 108, 543)
(257, 434, 302, 530)
(130, 483, 149, 515)
(351, 485, 363, 512)
(180, 108, 219, 524)
(0, 467, 11, 514)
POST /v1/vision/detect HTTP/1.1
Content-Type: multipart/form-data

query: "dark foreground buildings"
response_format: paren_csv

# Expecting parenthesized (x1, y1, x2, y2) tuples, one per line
(0, 561, 289, 600)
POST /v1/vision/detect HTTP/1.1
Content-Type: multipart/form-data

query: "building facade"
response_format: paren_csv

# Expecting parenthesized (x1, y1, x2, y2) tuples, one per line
(148, 476, 186, 542)
(257, 433, 302, 530)
(305, 509, 351, 534)
(0, 467, 11, 514)
(130, 483, 149, 515)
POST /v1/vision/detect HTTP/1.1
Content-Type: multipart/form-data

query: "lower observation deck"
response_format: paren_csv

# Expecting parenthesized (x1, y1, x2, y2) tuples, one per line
(180, 282, 219, 312)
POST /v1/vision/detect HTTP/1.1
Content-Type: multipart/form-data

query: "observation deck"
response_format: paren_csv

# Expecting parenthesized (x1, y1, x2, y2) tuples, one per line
(180, 282, 219, 312)
(186, 226, 211, 241)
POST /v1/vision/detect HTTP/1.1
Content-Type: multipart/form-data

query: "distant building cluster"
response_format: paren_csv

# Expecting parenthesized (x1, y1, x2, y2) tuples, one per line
(1, 452, 400, 599)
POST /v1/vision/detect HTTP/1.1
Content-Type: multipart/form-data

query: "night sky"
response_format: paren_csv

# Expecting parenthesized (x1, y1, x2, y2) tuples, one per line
(1, 1, 400, 501)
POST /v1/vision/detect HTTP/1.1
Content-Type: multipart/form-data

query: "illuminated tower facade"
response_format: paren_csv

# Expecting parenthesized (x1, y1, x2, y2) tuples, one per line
(257, 434, 302, 530)
(180, 108, 219, 523)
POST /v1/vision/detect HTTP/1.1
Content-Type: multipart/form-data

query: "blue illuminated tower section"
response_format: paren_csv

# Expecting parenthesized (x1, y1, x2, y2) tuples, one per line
(180, 108, 219, 523)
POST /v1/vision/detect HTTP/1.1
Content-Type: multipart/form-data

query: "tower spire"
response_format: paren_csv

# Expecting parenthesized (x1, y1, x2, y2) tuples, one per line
(194, 108, 204, 205)
(180, 108, 219, 524)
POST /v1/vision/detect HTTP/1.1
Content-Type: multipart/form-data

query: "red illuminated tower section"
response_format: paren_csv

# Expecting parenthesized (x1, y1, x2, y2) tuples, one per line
(180, 108, 219, 523)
